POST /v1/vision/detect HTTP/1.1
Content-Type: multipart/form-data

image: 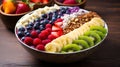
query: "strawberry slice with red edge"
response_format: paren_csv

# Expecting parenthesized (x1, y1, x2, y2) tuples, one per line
(30, 0, 42, 3)
(54, 18, 63, 27)
(52, 25, 62, 31)
(51, 31, 63, 38)
(56, 18, 63, 22)
(63, 0, 77, 4)
(54, 21, 63, 27)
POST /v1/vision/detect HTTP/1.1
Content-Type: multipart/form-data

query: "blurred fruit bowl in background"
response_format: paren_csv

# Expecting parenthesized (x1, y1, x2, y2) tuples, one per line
(30, 0, 53, 9)
(0, 0, 32, 31)
(54, 0, 86, 8)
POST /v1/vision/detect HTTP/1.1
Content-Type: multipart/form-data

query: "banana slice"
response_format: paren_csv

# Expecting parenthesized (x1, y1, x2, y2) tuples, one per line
(88, 18, 105, 27)
(70, 31, 79, 39)
(81, 24, 90, 31)
(65, 33, 76, 41)
(57, 35, 67, 46)
(92, 18, 105, 26)
(45, 43, 57, 53)
(73, 29, 81, 36)
(52, 38, 63, 47)
(45, 42, 62, 53)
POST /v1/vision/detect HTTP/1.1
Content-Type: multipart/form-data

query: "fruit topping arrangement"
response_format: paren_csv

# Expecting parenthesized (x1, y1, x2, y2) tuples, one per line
(16, 5, 108, 53)
(57, 0, 83, 4)
(2, 0, 31, 14)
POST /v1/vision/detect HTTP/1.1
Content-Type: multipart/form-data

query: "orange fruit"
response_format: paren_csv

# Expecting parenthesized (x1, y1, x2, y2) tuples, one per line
(2, 0, 16, 14)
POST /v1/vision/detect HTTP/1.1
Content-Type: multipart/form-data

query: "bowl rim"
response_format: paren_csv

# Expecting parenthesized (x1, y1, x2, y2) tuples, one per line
(54, 0, 86, 6)
(0, 4, 32, 16)
(15, 8, 108, 55)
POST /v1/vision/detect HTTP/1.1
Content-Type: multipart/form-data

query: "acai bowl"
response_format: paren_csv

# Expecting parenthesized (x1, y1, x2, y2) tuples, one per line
(15, 4, 108, 63)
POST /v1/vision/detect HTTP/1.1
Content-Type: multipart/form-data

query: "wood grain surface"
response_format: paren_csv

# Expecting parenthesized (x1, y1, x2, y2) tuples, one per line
(0, 0, 120, 67)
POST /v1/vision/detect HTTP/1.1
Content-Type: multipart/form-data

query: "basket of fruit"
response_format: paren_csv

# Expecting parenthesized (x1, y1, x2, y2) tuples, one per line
(0, 0, 32, 31)
(30, 0, 53, 9)
(15, 5, 108, 63)
(54, 0, 86, 8)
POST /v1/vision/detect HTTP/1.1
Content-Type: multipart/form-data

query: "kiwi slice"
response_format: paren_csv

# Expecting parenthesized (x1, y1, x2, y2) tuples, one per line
(61, 44, 82, 52)
(94, 30, 105, 39)
(78, 36, 94, 47)
(84, 31, 101, 44)
(90, 26, 107, 34)
(72, 40, 90, 49)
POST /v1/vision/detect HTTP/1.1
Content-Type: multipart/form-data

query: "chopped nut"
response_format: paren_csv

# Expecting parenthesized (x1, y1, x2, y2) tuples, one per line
(75, 18, 79, 22)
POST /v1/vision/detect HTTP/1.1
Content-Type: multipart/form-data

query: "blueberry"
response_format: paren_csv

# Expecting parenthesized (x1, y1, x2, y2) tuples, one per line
(18, 27, 25, 31)
(47, 16, 52, 20)
(35, 21, 40, 25)
(47, 13, 52, 20)
(24, 30, 31, 36)
(57, 15, 61, 18)
(66, 10, 71, 14)
(26, 25, 33, 30)
(17, 31, 24, 38)
(21, 37, 25, 41)
(58, 11, 63, 16)
(48, 12, 53, 16)
(39, 25, 44, 31)
(61, 8, 66, 14)
(42, 14, 47, 18)
(35, 18, 40, 22)
(40, 20, 46, 26)
(36, 30, 41, 34)
(44, 19, 49, 24)
(25, 32, 31, 36)
(64, 7, 69, 10)
(52, 13, 58, 18)
(40, 17, 44, 21)
(40, 19, 49, 26)
(52, 16, 56, 21)
(29, 22, 34, 26)
(33, 22, 40, 30)
(24, 30, 28, 34)
(54, 10, 58, 15)
(49, 20, 54, 25)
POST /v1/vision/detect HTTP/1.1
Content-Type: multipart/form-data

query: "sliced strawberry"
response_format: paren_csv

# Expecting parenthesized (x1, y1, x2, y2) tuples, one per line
(51, 32, 59, 38)
(57, 30, 63, 36)
(54, 21, 63, 27)
(52, 25, 62, 31)
(63, 0, 77, 4)
(56, 18, 63, 22)
(30, 0, 42, 3)
(51, 31, 63, 38)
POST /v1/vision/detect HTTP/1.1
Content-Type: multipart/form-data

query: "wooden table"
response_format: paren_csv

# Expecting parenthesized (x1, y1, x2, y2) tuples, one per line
(0, 0, 120, 67)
